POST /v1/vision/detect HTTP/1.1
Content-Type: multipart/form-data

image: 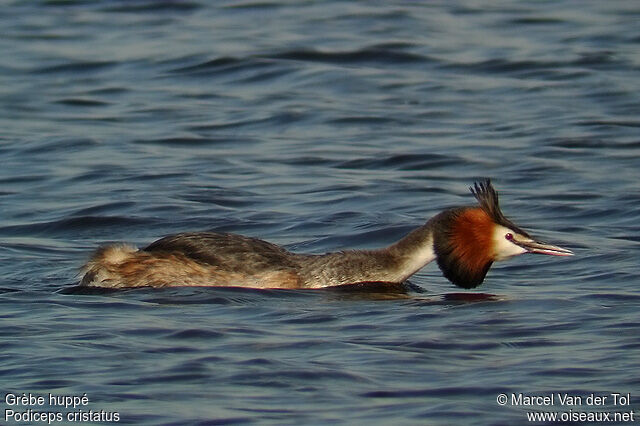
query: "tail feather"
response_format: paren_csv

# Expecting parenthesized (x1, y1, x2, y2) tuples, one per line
(81, 244, 138, 287)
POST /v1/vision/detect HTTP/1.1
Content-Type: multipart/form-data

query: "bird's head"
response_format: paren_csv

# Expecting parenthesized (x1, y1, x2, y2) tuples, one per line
(432, 180, 573, 289)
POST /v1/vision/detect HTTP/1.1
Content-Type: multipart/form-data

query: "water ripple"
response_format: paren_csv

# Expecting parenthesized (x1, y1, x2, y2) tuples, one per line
(32, 60, 117, 74)
(268, 47, 431, 66)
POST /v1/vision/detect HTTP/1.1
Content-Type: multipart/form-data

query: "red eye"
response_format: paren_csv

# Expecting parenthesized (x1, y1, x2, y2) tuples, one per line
(505, 233, 514, 241)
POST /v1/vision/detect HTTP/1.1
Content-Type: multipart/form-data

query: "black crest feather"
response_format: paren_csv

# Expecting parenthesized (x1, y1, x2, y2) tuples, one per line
(470, 179, 504, 224)
(470, 179, 530, 237)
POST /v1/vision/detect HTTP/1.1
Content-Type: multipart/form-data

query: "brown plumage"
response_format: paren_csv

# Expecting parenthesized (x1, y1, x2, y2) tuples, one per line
(80, 180, 572, 290)
(432, 208, 495, 289)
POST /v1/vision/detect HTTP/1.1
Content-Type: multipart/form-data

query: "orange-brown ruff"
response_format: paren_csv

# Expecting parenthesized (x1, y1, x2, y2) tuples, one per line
(450, 209, 495, 275)
(80, 180, 573, 289)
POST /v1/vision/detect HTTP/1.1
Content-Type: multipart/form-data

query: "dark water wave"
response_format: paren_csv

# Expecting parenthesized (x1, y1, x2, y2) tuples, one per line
(33, 60, 118, 75)
(269, 47, 430, 66)
(100, 1, 202, 13)
(170, 57, 278, 77)
(337, 153, 460, 171)
(170, 46, 431, 79)
(0, 216, 153, 237)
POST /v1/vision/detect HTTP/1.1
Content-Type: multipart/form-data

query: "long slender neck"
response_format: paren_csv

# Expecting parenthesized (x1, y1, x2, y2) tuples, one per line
(385, 222, 436, 282)
(297, 222, 436, 288)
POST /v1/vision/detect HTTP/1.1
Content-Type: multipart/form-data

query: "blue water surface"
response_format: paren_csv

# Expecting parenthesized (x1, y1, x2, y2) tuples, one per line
(1, 1, 639, 425)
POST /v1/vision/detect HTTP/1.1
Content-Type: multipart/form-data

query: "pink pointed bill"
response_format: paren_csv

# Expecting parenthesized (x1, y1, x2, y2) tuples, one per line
(520, 240, 573, 256)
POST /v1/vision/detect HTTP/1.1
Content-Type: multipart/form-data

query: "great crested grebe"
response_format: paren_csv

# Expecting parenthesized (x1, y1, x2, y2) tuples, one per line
(80, 180, 572, 290)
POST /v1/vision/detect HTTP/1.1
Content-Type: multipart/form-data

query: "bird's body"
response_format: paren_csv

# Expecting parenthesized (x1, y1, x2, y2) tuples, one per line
(80, 181, 572, 290)
(80, 229, 435, 289)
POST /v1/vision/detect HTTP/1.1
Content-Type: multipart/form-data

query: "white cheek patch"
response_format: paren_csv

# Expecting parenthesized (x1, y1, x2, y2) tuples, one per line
(492, 225, 527, 261)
